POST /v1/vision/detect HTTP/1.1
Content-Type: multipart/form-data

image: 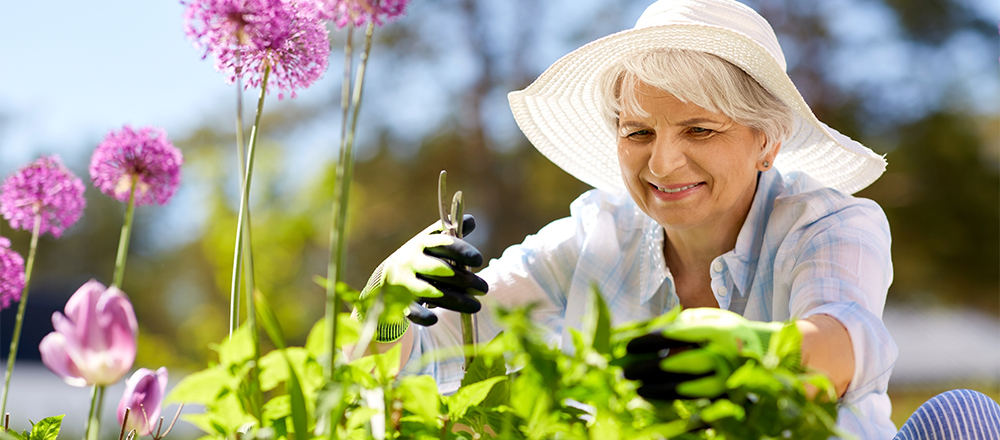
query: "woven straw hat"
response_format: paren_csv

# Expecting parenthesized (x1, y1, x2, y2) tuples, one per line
(508, 0, 886, 195)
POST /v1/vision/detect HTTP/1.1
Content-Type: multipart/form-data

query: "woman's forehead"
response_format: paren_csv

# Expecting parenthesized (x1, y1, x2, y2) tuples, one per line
(619, 80, 732, 125)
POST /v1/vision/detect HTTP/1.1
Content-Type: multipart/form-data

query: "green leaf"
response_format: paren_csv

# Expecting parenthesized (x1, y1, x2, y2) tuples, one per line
(283, 352, 311, 440)
(0, 428, 26, 440)
(699, 399, 745, 423)
(259, 347, 310, 392)
(370, 344, 402, 384)
(397, 375, 441, 423)
(165, 365, 233, 404)
(209, 391, 257, 434)
(769, 323, 804, 371)
(180, 413, 221, 436)
(727, 362, 783, 394)
(27, 415, 62, 440)
(216, 326, 256, 368)
(633, 420, 689, 439)
(262, 395, 292, 422)
(460, 337, 507, 387)
(585, 284, 611, 355)
(305, 314, 360, 360)
(446, 376, 506, 421)
(345, 408, 379, 431)
(255, 291, 287, 350)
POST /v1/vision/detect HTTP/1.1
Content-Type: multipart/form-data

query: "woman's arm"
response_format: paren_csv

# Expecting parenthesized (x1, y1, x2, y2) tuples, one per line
(798, 314, 854, 398)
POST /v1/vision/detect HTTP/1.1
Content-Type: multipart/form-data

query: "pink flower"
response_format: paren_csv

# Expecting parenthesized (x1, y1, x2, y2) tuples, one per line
(314, 0, 408, 29)
(0, 237, 25, 310)
(39, 280, 139, 387)
(90, 126, 183, 206)
(117, 367, 168, 436)
(184, 0, 330, 99)
(0, 155, 86, 238)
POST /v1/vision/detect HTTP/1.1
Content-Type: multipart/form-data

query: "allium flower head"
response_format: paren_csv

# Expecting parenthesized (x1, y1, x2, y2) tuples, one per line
(316, 0, 408, 29)
(184, 0, 331, 99)
(0, 237, 25, 310)
(0, 155, 86, 238)
(90, 126, 183, 206)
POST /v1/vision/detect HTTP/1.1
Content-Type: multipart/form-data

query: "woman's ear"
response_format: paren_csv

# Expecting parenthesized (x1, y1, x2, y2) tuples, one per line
(757, 140, 780, 172)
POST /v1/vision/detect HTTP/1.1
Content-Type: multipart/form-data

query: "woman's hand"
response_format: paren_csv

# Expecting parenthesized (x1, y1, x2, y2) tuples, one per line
(621, 308, 785, 400)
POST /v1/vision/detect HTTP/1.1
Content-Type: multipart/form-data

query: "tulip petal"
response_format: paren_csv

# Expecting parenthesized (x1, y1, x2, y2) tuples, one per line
(39, 332, 88, 387)
(64, 280, 106, 352)
(118, 367, 168, 436)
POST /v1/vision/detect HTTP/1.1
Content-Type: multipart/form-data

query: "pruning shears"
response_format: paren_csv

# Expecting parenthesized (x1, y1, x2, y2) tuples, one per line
(437, 170, 478, 369)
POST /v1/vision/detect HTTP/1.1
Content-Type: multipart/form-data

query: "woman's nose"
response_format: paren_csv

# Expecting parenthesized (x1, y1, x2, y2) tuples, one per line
(648, 137, 686, 177)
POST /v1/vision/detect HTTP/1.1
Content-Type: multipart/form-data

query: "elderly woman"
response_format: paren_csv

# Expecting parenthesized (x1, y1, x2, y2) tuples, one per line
(361, 0, 1000, 438)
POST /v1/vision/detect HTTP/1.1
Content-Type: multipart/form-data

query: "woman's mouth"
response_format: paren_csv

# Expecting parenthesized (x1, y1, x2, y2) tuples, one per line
(649, 182, 703, 201)
(653, 182, 700, 193)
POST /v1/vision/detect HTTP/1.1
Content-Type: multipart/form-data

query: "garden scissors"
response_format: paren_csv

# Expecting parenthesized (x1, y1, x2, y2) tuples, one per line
(437, 170, 479, 369)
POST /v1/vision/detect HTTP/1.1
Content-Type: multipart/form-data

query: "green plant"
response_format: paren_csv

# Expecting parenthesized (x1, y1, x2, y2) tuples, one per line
(168, 282, 842, 440)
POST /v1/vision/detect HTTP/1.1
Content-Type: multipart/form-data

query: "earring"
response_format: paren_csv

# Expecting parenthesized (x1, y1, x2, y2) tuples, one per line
(762, 161, 770, 168)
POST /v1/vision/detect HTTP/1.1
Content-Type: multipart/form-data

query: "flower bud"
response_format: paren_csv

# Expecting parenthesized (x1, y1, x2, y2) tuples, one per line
(39, 279, 138, 386)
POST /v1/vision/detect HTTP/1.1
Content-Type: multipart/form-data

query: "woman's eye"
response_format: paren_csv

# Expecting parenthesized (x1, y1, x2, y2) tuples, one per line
(626, 129, 652, 139)
(689, 127, 714, 136)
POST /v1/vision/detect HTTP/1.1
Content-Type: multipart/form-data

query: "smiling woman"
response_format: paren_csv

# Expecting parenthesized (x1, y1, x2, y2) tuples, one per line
(324, 0, 999, 438)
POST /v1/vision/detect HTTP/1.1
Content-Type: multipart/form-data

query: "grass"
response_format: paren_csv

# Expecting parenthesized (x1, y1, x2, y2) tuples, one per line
(888, 383, 1000, 427)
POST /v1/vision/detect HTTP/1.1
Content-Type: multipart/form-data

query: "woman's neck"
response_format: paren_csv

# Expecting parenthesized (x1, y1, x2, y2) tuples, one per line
(662, 176, 758, 307)
(664, 182, 757, 269)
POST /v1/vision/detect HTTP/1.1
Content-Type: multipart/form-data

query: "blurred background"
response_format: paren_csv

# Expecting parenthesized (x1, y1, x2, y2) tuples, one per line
(0, 0, 997, 435)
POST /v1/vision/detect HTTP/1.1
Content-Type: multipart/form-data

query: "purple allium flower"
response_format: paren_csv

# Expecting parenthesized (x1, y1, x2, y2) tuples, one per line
(90, 126, 183, 206)
(184, 0, 330, 99)
(0, 237, 25, 310)
(0, 155, 86, 238)
(315, 0, 408, 29)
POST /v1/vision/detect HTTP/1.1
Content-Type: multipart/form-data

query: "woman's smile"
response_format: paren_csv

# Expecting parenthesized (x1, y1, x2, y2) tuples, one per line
(648, 181, 704, 201)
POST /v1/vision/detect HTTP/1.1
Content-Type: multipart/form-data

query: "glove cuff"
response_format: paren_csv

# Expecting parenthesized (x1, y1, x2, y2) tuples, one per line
(375, 318, 410, 343)
(359, 260, 410, 343)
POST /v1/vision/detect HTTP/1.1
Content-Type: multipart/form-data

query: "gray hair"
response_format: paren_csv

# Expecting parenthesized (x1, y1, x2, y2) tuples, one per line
(598, 49, 794, 158)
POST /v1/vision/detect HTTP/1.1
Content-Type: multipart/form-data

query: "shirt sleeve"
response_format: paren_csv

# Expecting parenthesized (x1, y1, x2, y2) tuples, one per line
(406, 215, 582, 394)
(784, 196, 897, 406)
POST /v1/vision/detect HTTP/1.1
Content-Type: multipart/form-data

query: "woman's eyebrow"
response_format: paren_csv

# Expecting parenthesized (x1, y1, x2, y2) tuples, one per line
(676, 117, 725, 126)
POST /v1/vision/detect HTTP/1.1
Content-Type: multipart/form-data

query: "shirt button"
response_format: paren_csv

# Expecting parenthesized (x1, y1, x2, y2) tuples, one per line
(712, 261, 724, 273)
(717, 286, 729, 297)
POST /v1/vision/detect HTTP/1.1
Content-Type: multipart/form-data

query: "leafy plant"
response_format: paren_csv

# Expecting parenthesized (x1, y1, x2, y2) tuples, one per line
(170, 283, 841, 440)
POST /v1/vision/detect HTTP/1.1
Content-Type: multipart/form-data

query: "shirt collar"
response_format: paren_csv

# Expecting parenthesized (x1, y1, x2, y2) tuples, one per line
(722, 168, 784, 297)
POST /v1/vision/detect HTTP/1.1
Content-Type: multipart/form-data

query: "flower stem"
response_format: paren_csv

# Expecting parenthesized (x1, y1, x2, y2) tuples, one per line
(0, 214, 41, 417)
(112, 180, 138, 288)
(328, 20, 375, 361)
(84, 385, 105, 440)
(326, 25, 355, 384)
(233, 50, 257, 329)
(229, 63, 269, 339)
(228, 60, 266, 421)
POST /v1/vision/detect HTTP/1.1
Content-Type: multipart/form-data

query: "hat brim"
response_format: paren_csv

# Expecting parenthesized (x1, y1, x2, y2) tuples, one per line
(508, 24, 886, 194)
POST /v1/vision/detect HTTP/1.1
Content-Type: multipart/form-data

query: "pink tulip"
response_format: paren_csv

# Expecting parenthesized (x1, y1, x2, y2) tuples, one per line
(117, 367, 168, 436)
(39, 279, 138, 386)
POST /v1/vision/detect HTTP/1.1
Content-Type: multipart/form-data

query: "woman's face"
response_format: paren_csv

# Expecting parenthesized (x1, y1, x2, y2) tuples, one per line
(617, 80, 777, 232)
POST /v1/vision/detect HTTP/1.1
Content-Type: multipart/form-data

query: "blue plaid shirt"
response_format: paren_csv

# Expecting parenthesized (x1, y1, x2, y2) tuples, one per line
(408, 168, 898, 439)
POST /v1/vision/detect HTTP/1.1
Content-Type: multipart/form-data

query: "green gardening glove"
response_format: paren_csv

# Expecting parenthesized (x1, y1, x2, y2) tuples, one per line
(361, 215, 488, 342)
(622, 308, 786, 400)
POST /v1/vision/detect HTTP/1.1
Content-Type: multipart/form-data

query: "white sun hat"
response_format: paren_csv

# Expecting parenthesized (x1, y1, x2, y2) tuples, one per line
(508, 0, 886, 195)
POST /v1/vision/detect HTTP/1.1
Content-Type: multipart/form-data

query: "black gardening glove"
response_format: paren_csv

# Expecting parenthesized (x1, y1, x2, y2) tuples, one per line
(361, 215, 488, 341)
(621, 308, 782, 401)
